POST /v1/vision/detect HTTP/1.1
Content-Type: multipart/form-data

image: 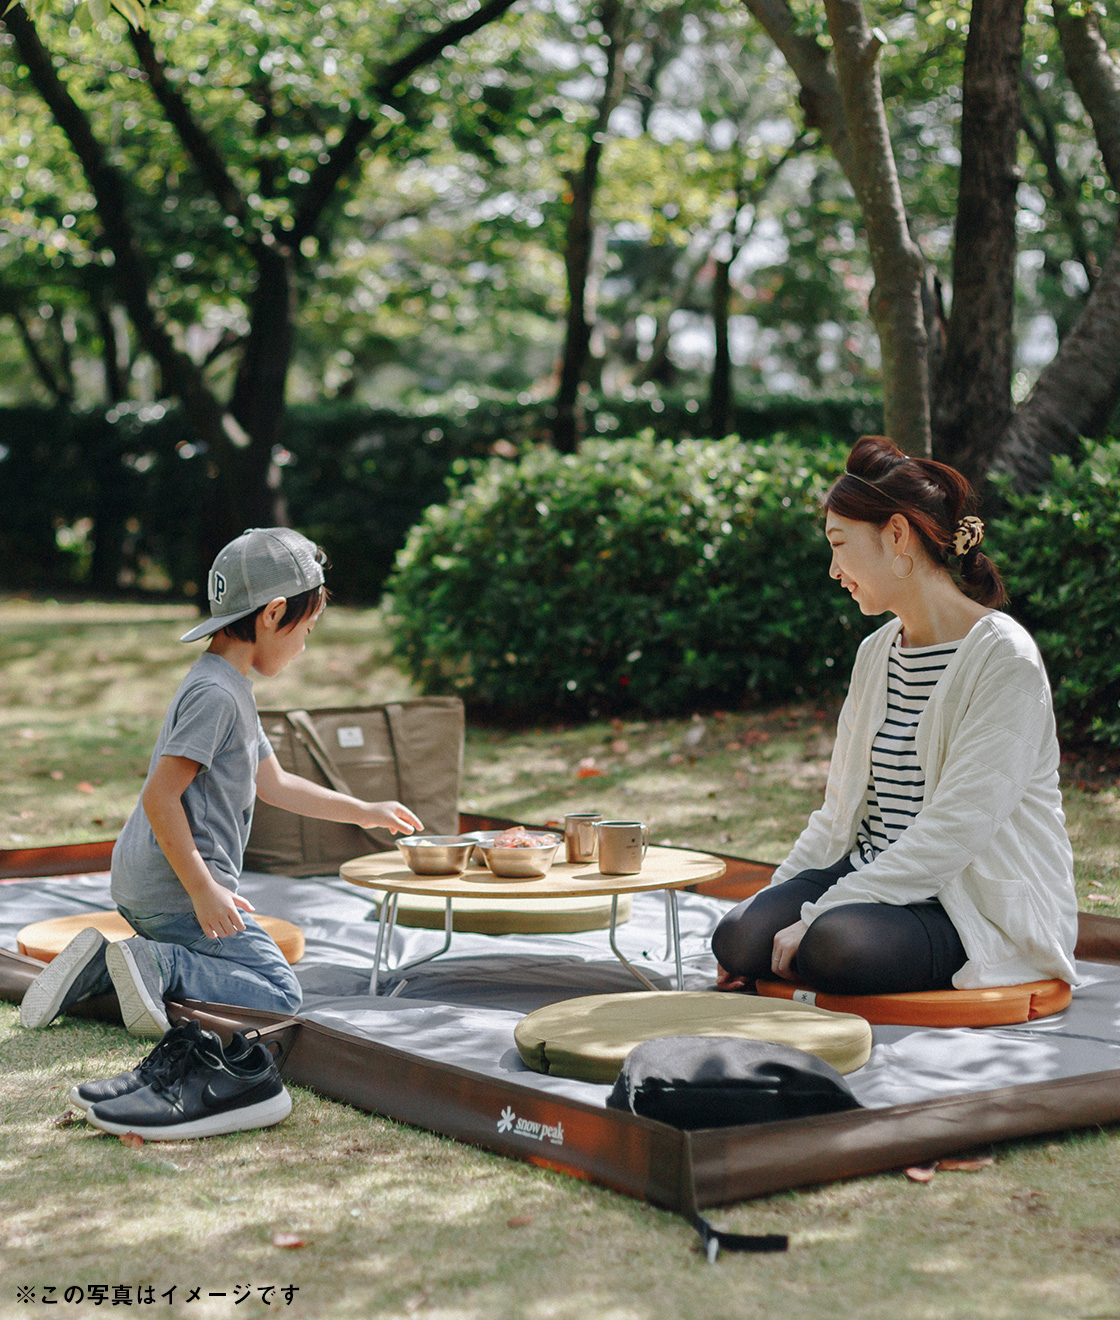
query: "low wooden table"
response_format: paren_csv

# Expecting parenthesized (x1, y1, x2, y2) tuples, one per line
(341, 845, 726, 995)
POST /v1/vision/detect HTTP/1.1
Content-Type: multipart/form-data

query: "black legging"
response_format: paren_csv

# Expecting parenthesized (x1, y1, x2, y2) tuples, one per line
(711, 858, 967, 996)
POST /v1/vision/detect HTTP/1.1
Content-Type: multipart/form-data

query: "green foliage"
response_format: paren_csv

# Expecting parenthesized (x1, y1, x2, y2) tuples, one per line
(0, 395, 880, 602)
(385, 435, 874, 717)
(993, 440, 1120, 751)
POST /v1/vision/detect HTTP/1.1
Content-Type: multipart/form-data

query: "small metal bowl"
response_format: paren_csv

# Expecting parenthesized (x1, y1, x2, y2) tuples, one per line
(478, 835, 563, 880)
(462, 830, 504, 866)
(397, 835, 474, 876)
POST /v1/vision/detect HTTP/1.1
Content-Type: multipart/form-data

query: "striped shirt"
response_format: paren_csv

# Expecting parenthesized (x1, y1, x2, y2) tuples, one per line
(851, 636, 960, 867)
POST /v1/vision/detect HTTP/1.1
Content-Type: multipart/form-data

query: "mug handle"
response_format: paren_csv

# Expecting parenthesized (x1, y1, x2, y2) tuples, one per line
(640, 824, 649, 859)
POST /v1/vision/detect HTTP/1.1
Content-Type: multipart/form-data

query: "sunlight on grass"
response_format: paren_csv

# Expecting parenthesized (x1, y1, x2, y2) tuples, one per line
(4, 598, 1120, 1318)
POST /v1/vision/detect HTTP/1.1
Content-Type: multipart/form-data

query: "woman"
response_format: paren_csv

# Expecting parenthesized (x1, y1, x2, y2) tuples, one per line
(712, 435, 1078, 995)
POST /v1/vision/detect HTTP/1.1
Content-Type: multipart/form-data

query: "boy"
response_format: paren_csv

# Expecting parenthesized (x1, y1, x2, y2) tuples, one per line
(22, 527, 422, 1036)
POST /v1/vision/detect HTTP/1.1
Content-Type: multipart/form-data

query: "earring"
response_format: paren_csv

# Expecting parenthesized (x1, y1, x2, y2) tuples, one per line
(892, 554, 914, 580)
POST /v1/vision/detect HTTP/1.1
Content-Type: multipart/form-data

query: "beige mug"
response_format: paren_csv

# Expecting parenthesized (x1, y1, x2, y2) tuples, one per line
(596, 820, 649, 875)
(564, 811, 603, 864)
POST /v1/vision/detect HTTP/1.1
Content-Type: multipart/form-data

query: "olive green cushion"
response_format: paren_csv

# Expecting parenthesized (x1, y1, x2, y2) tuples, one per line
(367, 892, 632, 935)
(514, 991, 873, 1082)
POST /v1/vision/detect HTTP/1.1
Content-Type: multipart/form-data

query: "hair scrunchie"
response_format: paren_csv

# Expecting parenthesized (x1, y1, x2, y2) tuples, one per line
(952, 515, 985, 557)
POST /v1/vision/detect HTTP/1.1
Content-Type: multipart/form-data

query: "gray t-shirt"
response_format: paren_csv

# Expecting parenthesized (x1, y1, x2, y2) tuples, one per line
(111, 652, 273, 913)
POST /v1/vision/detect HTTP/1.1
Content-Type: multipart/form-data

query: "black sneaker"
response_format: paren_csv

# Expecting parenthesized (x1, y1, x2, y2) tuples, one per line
(20, 928, 110, 1029)
(85, 1028, 291, 1140)
(70, 1020, 257, 1112)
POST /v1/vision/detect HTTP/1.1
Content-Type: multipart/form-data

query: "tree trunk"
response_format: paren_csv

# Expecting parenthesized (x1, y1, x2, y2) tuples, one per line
(931, 0, 1025, 483)
(709, 256, 733, 437)
(993, 227, 1120, 489)
(553, 0, 628, 453)
(822, 0, 930, 455)
(990, 2, 1120, 490)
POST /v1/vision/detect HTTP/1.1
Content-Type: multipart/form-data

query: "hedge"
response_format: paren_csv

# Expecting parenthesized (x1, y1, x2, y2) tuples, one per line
(0, 392, 880, 602)
(385, 435, 874, 717)
(994, 440, 1120, 751)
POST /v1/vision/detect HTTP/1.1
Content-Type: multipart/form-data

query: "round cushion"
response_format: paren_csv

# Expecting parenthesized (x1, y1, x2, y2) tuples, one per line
(754, 977, 1072, 1027)
(367, 892, 632, 936)
(17, 910, 305, 966)
(514, 990, 873, 1082)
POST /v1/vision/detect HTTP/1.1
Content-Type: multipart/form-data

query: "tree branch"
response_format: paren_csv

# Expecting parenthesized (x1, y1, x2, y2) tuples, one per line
(1053, 0, 1120, 192)
(1021, 69, 1099, 291)
(1, 5, 229, 443)
(127, 24, 251, 230)
(10, 305, 71, 403)
(741, 0, 855, 180)
(290, 0, 521, 244)
(994, 227, 1120, 488)
(821, 0, 929, 454)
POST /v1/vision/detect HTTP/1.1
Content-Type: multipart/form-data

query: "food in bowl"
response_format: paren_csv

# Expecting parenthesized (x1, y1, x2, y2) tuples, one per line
(397, 835, 474, 876)
(479, 829, 563, 879)
(491, 826, 561, 848)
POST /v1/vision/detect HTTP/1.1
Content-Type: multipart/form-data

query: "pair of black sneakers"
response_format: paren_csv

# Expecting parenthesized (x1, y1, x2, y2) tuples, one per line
(73, 1019, 292, 1141)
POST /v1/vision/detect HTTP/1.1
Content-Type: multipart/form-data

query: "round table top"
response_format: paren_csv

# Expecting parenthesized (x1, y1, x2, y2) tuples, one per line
(340, 844, 725, 900)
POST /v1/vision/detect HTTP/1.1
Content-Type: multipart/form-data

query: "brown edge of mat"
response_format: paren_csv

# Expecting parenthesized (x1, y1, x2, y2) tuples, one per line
(5, 835, 1120, 1215)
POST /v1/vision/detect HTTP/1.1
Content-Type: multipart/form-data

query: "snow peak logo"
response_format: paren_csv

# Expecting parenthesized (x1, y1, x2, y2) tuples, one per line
(496, 1105, 564, 1146)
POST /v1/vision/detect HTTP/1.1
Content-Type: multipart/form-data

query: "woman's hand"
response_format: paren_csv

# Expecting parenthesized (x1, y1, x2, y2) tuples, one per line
(770, 920, 809, 981)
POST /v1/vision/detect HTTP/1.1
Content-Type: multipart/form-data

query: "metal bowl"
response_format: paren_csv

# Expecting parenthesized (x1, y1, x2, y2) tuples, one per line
(462, 830, 504, 866)
(397, 834, 474, 876)
(478, 834, 562, 880)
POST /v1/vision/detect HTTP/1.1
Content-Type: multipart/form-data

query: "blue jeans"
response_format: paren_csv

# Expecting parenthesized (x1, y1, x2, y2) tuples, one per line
(115, 905, 303, 1015)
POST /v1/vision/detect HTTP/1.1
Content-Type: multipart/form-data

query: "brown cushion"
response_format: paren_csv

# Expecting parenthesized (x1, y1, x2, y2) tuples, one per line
(17, 910, 305, 966)
(755, 977, 1072, 1026)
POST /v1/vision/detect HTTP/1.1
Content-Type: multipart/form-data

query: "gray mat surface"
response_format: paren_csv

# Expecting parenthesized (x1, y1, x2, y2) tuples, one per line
(4, 870, 1118, 1111)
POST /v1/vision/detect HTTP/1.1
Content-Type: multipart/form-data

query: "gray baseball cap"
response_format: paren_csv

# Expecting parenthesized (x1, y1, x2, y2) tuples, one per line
(180, 527, 326, 643)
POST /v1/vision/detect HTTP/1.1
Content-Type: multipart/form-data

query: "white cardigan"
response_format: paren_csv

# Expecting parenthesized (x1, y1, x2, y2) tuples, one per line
(770, 613, 1079, 988)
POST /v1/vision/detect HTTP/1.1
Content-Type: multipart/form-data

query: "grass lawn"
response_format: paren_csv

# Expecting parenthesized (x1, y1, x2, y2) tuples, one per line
(2, 596, 1120, 1320)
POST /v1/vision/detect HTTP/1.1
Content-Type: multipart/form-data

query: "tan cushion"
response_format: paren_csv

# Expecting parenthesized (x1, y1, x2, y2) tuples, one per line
(514, 990, 873, 1082)
(367, 892, 631, 936)
(17, 910, 305, 966)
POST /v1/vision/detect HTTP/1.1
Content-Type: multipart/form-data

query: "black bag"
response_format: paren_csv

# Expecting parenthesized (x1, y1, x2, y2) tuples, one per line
(606, 1035, 863, 1130)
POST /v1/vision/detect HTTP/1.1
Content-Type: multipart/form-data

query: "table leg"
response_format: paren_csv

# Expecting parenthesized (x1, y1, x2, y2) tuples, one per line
(370, 896, 456, 994)
(608, 893, 662, 992)
(369, 891, 396, 995)
(668, 889, 684, 991)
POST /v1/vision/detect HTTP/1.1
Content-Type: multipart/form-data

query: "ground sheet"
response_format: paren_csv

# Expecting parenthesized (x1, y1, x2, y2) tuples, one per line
(3, 869, 1120, 1112)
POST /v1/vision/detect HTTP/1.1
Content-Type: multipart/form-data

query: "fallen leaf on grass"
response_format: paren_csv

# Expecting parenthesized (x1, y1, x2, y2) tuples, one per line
(52, 1109, 84, 1129)
(904, 1164, 937, 1183)
(937, 1157, 994, 1172)
(120, 1132, 145, 1148)
(1011, 1190, 1049, 1214)
(76, 781, 95, 794)
(50, 770, 64, 781)
(506, 1215, 534, 1228)
(576, 767, 604, 779)
(272, 1232, 305, 1249)
(1087, 894, 1118, 904)
(609, 738, 629, 755)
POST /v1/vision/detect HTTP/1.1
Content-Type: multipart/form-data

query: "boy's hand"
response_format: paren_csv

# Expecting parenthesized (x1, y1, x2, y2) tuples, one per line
(192, 882, 256, 940)
(355, 801, 423, 835)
